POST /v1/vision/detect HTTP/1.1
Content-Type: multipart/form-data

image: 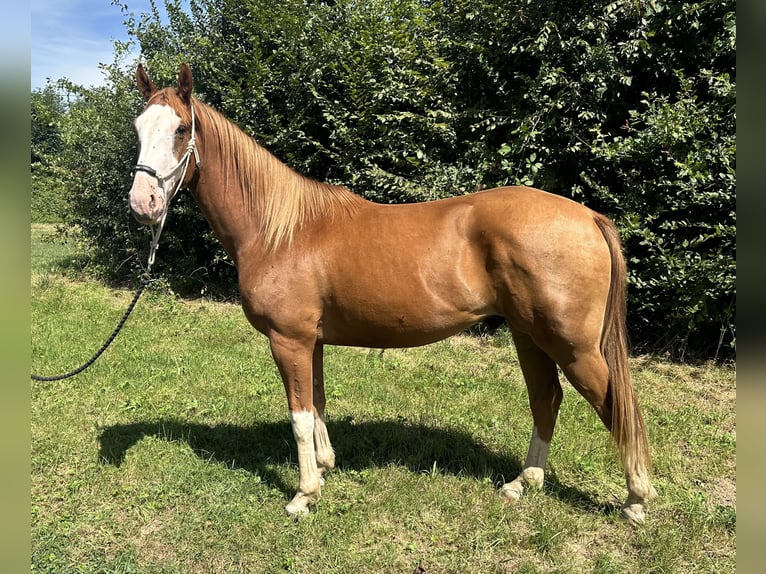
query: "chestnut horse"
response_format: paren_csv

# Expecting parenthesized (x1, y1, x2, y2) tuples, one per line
(128, 64, 654, 522)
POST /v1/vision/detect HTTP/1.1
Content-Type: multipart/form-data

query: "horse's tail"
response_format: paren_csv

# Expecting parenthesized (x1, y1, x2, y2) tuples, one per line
(592, 212, 651, 476)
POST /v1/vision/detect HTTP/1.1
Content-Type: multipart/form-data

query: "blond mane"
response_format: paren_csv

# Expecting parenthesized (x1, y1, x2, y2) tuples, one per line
(179, 94, 362, 250)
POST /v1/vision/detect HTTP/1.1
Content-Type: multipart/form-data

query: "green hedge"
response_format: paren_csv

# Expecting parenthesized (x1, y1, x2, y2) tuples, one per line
(47, 0, 735, 359)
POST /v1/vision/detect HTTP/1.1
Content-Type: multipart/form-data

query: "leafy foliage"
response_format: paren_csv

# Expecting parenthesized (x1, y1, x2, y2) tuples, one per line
(46, 0, 735, 359)
(31, 87, 67, 223)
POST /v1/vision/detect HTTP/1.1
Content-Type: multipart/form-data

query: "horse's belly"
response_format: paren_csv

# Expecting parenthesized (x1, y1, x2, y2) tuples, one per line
(318, 283, 492, 348)
(319, 314, 480, 348)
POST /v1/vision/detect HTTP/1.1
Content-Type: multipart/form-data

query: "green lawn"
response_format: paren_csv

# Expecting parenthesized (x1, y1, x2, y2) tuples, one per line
(31, 224, 735, 573)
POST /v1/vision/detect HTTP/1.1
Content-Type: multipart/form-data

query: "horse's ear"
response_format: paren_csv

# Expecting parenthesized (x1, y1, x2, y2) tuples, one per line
(136, 64, 157, 100)
(177, 63, 193, 104)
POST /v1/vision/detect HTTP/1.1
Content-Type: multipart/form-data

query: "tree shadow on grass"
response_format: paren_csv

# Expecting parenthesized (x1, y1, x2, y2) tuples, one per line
(98, 416, 611, 513)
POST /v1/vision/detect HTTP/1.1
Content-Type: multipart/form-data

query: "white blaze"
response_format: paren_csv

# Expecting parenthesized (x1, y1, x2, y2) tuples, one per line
(129, 104, 183, 223)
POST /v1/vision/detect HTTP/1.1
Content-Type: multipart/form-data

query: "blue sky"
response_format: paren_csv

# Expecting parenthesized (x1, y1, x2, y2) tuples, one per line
(31, 0, 158, 89)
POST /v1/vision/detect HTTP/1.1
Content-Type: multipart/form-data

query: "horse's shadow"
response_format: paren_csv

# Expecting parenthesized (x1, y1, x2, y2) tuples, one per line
(98, 417, 614, 514)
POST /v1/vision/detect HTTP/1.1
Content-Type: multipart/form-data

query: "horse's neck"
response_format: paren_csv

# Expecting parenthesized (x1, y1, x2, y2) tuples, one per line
(188, 139, 309, 263)
(190, 149, 264, 265)
(190, 113, 363, 263)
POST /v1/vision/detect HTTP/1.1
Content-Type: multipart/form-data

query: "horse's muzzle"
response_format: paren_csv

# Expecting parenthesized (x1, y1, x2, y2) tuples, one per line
(129, 184, 165, 225)
(130, 208, 160, 226)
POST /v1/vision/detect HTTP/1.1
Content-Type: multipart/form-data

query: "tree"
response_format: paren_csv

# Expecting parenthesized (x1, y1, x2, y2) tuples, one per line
(31, 86, 67, 222)
(53, 0, 735, 359)
(435, 0, 735, 358)
(31, 86, 65, 164)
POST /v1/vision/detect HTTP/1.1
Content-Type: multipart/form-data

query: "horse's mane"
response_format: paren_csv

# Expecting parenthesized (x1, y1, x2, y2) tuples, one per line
(160, 89, 362, 250)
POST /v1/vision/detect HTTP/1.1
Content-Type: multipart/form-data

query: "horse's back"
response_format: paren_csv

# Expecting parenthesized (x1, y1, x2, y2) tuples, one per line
(300, 186, 612, 348)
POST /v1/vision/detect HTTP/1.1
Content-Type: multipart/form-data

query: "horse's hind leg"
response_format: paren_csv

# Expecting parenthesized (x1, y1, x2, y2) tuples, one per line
(501, 331, 563, 502)
(559, 349, 655, 523)
(312, 344, 335, 479)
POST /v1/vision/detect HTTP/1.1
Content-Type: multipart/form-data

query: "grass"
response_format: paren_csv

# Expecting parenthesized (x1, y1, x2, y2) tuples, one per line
(31, 224, 736, 573)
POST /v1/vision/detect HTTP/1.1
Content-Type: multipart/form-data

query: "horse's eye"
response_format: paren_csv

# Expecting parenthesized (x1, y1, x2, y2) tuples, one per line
(176, 126, 188, 137)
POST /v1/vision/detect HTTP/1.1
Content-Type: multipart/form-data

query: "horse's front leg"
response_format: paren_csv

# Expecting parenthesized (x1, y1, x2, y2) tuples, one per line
(312, 344, 336, 480)
(269, 332, 322, 517)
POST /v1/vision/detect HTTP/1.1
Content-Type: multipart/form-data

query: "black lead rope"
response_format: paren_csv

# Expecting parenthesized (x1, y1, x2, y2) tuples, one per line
(31, 275, 153, 382)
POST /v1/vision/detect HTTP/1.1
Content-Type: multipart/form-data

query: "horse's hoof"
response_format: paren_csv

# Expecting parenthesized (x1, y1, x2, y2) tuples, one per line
(620, 503, 646, 525)
(285, 503, 310, 518)
(285, 491, 316, 518)
(499, 482, 523, 503)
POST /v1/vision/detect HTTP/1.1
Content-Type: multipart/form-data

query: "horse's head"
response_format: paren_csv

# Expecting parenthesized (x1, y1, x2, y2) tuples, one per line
(129, 63, 199, 226)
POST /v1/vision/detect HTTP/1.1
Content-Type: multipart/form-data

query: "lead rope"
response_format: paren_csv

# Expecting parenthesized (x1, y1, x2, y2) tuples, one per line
(30, 231, 164, 382)
(30, 277, 151, 382)
(31, 106, 200, 382)
(31, 215, 170, 381)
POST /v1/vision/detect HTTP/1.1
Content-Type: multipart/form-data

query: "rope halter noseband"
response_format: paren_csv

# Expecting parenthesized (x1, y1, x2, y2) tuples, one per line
(132, 103, 201, 270)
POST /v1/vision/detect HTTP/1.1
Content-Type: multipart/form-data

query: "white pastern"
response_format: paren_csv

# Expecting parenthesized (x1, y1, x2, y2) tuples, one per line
(500, 426, 550, 502)
(286, 410, 321, 517)
(621, 465, 657, 524)
(313, 414, 335, 477)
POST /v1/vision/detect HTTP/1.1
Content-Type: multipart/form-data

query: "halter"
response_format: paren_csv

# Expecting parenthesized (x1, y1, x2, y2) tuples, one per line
(133, 103, 201, 269)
